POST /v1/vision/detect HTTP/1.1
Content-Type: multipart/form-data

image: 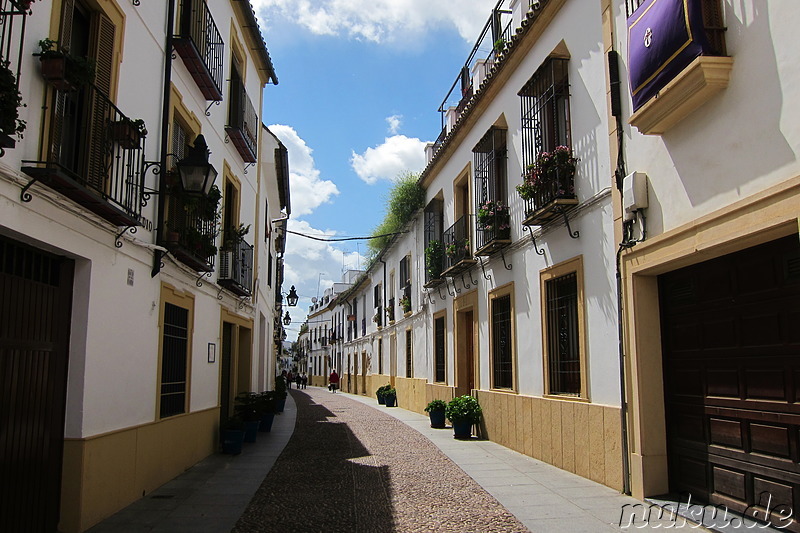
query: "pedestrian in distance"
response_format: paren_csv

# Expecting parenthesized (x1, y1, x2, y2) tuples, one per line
(301, 372, 308, 389)
(295, 373, 301, 389)
(329, 369, 339, 393)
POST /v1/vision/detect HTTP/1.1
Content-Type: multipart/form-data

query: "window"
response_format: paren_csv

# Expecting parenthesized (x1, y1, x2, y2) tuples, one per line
(490, 289, 514, 390)
(378, 338, 383, 375)
(472, 127, 507, 208)
(158, 285, 194, 419)
(405, 329, 413, 378)
(434, 314, 446, 383)
(267, 252, 272, 287)
(541, 257, 586, 398)
(519, 57, 571, 171)
(399, 255, 411, 305)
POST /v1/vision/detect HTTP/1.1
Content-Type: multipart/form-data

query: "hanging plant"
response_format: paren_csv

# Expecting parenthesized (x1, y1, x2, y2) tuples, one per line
(0, 61, 27, 142)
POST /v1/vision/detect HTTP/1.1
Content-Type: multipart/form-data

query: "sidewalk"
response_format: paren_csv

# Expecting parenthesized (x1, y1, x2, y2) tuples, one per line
(87, 387, 708, 532)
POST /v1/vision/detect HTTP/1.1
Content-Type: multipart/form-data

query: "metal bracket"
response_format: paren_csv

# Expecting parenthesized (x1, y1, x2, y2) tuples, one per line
(204, 100, 220, 117)
(446, 278, 456, 297)
(217, 286, 225, 301)
(479, 258, 491, 281)
(20, 176, 39, 203)
(425, 289, 435, 305)
(470, 269, 479, 286)
(523, 225, 546, 256)
(195, 271, 212, 288)
(237, 297, 250, 310)
(555, 205, 580, 239)
(132, 0, 140, 5)
(114, 226, 137, 248)
(460, 273, 471, 290)
(243, 162, 254, 175)
(437, 284, 447, 300)
(451, 277, 461, 294)
(500, 248, 512, 270)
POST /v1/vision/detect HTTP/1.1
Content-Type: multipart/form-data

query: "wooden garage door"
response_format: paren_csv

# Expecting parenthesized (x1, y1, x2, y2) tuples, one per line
(0, 237, 73, 533)
(660, 235, 800, 528)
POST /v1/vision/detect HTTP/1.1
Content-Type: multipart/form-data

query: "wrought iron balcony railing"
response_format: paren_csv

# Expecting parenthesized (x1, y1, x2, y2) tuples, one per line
(218, 237, 253, 296)
(521, 167, 578, 227)
(225, 78, 258, 163)
(21, 82, 147, 229)
(443, 215, 476, 276)
(173, 0, 224, 101)
(475, 207, 511, 256)
(163, 192, 218, 272)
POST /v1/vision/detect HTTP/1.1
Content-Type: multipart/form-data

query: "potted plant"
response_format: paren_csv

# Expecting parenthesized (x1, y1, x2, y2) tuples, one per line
(223, 223, 250, 245)
(256, 391, 276, 432)
(383, 387, 397, 407)
(517, 145, 577, 202)
(399, 295, 411, 316)
(274, 374, 287, 413)
(477, 199, 510, 239)
(36, 38, 96, 91)
(110, 118, 147, 149)
(425, 240, 444, 281)
(425, 399, 448, 429)
(376, 383, 391, 405)
(446, 395, 482, 439)
(220, 416, 245, 455)
(0, 61, 26, 148)
(234, 392, 262, 443)
(385, 304, 395, 323)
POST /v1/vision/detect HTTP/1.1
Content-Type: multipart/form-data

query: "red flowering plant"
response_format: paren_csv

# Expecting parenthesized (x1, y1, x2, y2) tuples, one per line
(516, 145, 577, 200)
(477, 199, 510, 232)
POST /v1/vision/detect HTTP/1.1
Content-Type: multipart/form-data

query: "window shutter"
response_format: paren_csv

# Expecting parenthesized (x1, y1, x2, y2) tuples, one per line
(59, 0, 76, 51)
(86, 12, 116, 191)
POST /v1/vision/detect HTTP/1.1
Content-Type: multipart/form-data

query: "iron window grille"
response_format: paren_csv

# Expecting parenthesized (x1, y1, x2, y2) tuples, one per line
(491, 294, 513, 389)
(545, 272, 581, 396)
(434, 316, 446, 383)
(174, 0, 224, 100)
(473, 127, 510, 252)
(160, 303, 189, 418)
(519, 57, 571, 169)
(406, 329, 413, 378)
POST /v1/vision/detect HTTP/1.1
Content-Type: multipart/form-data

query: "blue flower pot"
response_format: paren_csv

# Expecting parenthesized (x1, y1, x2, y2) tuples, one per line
(243, 420, 260, 443)
(259, 412, 275, 432)
(452, 421, 473, 439)
(377, 394, 386, 405)
(221, 429, 244, 454)
(428, 410, 446, 428)
(385, 394, 397, 407)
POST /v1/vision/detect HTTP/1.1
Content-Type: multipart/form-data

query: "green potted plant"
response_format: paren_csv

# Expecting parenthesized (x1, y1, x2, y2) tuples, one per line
(234, 392, 262, 443)
(425, 240, 444, 281)
(220, 415, 245, 455)
(0, 61, 26, 148)
(376, 383, 391, 405)
(517, 145, 577, 202)
(256, 391, 276, 432)
(36, 38, 95, 91)
(425, 399, 448, 429)
(399, 295, 411, 315)
(477, 199, 510, 239)
(446, 395, 482, 439)
(110, 118, 147, 149)
(383, 387, 397, 408)
(223, 223, 250, 245)
(274, 374, 288, 413)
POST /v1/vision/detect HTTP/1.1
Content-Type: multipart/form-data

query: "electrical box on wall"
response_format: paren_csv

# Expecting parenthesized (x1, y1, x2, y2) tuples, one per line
(622, 172, 648, 221)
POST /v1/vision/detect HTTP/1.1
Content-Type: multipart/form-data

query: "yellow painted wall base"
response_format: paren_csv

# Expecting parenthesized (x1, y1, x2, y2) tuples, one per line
(394, 377, 428, 414)
(60, 408, 219, 533)
(476, 391, 623, 491)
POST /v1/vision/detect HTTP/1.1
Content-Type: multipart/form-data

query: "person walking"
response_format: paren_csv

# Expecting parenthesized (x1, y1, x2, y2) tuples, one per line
(286, 370, 293, 389)
(301, 372, 308, 389)
(329, 369, 339, 393)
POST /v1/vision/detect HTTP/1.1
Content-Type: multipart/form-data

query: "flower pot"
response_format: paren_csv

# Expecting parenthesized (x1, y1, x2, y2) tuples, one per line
(403, 311, 412, 318)
(428, 410, 446, 429)
(39, 55, 73, 91)
(377, 393, 385, 405)
(243, 420, 260, 443)
(110, 120, 142, 149)
(385, 394, 397, 408)
(259, 412, 275, 432)
(276, 397, 286, 413)
(452, 421, 473, 439)
(221, 429, 245, 454)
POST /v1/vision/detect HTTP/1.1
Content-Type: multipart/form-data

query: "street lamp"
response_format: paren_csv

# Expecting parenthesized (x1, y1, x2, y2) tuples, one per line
(283, 311, 291, 326)
(176, 134, 218, 195)
(286, 285, 299, 307)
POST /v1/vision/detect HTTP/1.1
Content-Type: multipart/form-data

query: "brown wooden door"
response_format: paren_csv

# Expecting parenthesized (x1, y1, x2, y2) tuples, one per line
(660, 235, 800, 529)
(0, 237, 74, 533)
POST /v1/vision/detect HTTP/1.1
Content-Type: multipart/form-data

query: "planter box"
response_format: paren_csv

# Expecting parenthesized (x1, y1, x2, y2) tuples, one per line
(39, 55, 74, 92)
(110, 121, 143, 149)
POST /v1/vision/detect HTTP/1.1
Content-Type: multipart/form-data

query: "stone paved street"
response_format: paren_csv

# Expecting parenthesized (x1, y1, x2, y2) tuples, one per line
(232, 387, 526, 533)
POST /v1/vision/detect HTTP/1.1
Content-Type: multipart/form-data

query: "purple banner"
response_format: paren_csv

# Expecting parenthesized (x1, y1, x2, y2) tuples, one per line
(628, 0, 712, 112)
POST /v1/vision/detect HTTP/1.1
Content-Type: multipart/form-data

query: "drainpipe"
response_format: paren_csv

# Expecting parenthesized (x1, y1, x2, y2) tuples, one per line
(151, 0, 175, 277)
(379, 255, 387, 328)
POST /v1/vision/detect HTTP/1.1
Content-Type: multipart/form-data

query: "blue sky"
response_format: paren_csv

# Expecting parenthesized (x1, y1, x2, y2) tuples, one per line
(251, 0, 498, 335)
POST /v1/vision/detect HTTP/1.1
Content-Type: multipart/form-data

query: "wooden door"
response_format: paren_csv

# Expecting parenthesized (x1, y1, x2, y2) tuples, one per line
(660, 235, 800, 530)
(0, 237, 74, 532)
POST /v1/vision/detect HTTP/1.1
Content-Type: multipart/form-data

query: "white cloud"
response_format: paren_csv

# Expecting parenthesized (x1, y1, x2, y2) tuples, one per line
(250, 0, 497, 44)
(351, 135, 428, 184)
(268, 124, 339, 217)
(386, 114, 402, 134)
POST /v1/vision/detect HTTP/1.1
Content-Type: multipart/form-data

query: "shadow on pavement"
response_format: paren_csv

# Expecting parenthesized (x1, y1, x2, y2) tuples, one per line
(232, 389, 395, 533)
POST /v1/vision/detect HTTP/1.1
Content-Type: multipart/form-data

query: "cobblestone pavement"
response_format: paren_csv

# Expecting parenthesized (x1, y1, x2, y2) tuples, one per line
(232, 388, 528, 533)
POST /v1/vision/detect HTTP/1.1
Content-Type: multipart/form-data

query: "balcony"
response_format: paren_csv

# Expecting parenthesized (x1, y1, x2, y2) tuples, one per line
(217, 237, 253, 296)
(442, 215, 476, 276)
(475, 201, 511, 257)
(21, 83, 147, 229)
(162, 191, 218, 272)
(225, 79, 258, 163)
(521, 167, 578, 227)
(173, 0, 224, 101)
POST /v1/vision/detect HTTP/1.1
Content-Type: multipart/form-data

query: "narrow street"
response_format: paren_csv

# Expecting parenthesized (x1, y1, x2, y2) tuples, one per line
(89, 388, 697, 533)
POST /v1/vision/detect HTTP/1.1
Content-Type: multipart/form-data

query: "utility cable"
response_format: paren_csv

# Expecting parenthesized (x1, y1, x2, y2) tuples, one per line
(285, 230, 408, 242)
